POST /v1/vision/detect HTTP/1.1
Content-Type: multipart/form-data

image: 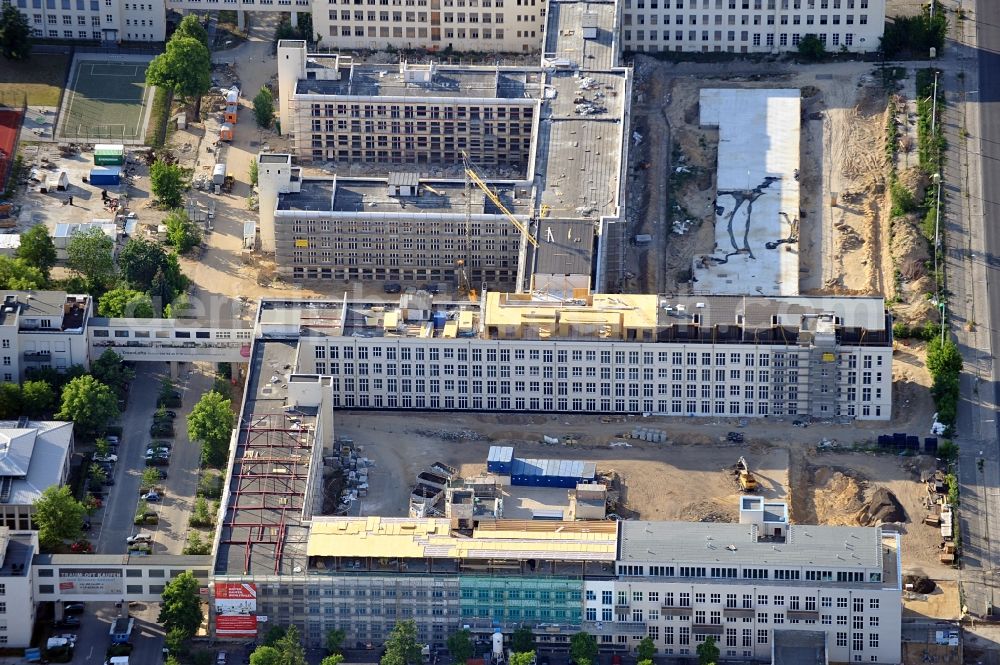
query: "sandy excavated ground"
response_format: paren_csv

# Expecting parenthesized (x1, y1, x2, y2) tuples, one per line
(332, 410, 955, 582)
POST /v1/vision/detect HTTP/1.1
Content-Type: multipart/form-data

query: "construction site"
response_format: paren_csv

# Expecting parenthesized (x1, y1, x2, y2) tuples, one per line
(624, 56, 935, 331)
(328, 409, 958, 582)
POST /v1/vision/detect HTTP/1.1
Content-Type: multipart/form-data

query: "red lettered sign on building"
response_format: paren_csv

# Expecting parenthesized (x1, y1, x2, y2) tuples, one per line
(214, 583, 258, 638)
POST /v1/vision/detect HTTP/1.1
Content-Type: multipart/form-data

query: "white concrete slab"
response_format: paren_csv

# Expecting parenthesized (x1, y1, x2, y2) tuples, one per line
(693, 89, 801, 296)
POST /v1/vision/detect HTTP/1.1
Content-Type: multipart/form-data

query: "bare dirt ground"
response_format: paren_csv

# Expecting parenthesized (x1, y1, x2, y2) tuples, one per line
(333, 409, 953, 581)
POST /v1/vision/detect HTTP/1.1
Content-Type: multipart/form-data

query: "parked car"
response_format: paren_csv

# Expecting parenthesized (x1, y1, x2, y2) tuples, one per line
(142, 491, 161, 502)
(151, 440, 173, 449)
(217, 652, 227, 665)
(54, 617, 80, 628)
(150, 423, 174, 437)
(81, 519, 91, 532)
(158, 411, 177, 419)
(106, 436, 120, 445)
(126, 533, 153, 545)
(63, 602, 85, 615)
(94, 454, 118, 464)
(54, 633, 77, 644)
(383, 282, 402, 294)
(145, 457, 169, 467)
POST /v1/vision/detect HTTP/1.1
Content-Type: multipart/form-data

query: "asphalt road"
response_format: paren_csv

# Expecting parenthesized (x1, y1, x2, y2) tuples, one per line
(96, 362, 210, 556)
(95, 364, 160, 554)
(976, 0, 1000, 401)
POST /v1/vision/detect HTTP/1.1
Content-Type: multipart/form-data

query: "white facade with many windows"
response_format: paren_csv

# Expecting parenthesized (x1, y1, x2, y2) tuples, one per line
(580, 500, 902, 664)
(619, 0, 884, 53)
(9, 0, 164, 43)
(263, 292, 894, 421)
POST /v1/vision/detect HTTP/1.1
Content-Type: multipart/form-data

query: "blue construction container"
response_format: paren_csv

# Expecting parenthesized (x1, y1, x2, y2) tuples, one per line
(89, 166, 121, 186)
(486, 446, 514, 474)
(510, 457, 596, 488)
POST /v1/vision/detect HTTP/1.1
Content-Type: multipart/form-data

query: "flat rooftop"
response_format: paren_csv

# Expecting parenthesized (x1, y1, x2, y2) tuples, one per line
(620, 520, 887, 571)
(0, 291, 88, 330)
(276, 177, 531, 217)
(295, 65, 542, 100)
(214, 339, 317, 577)
(256, 294, 890, 344)
(535, 218, 596, 276)
(544, 0, 619, 71)
(534, 71, 627, 224)
(306, 517, 617, 561)
(693, 89, 801, 297)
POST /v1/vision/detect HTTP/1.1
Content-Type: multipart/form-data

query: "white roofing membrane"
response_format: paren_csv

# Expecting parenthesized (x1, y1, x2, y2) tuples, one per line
(693, 89, 801, 296)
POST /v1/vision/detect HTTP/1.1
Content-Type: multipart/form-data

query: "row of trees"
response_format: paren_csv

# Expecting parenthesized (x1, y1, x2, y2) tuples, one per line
(239, 622, 720, 665)
(8, 221, 192, 317)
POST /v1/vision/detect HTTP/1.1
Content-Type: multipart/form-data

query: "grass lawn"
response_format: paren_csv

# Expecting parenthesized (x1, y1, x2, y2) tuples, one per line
(0, 54, 70, 106)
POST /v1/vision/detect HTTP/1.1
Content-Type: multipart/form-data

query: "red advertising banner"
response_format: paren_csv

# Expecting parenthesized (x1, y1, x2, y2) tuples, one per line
(215, 583, 258, 638)
(216, 615, 258, 638)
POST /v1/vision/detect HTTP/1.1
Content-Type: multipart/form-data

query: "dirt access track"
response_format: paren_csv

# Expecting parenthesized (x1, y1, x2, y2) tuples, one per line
(333, 411, 953, 580)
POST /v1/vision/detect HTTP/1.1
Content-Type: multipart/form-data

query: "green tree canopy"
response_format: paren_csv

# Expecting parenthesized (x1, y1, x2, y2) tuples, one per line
(381, 620, 423, 665)
(262, 626, 287, 647)
(16, 225, 56, 279)
(796, 33, 826, 61)
(275, 625, 308, 665)
(165, 209, 202, 254)
(173, 14, 208, 46)
(66, 227, 116, 291)
(0, 382, 22, 419)
(99, 287, 155, 318)
(33, 485, 86, 550)
(150, 161, 186, 209)
(696, 636, 719, 665)
(249, 646, 282, 665)
(637, 636, 656, 662)
(56, 375, 119, 438)
(90, 349, 135, 398)
(321, 656, 345, 665)
(146, 36, 211, 101)
(0, 256, 46, 290)
(0, 4, 31, 60)
(446, 630, 474, 664)
(510, 653, 535, 665)
(118, 237, 171, 290)
(21, 379, 55, 417)
(158, 570, 204, 637)
(569, 632, 598, 665)
(188, 390, 235, 467)
(253, 86, 274, 128)
(325, 628, 346, 655)
(927, 337, 963, 376)
(511, 627, 535, 654)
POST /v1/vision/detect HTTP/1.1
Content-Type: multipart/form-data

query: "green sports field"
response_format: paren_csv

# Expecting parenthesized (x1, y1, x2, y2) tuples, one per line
(60, 60, 151, 142)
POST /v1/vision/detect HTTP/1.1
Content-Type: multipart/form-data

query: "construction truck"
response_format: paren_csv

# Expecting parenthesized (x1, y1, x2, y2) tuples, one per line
(736, 457, 758, 492)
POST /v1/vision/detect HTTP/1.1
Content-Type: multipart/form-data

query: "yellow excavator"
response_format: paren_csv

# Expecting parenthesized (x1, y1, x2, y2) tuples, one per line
(736, 457, 758, 492)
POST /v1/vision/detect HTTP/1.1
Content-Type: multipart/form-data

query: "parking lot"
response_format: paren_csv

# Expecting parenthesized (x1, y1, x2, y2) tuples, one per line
(94, 362, 218, 555)
(69, 601, 165, 665)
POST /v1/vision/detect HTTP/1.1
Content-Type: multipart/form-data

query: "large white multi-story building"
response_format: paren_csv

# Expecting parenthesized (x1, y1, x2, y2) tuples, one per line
(606, 496, 902, 663)
(164, 0, 884, 53)
(263, 290, 893, 420)
(619, 0, 885, 53)
(8, 0, 165, 43)
(0, 292, 93, 383)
